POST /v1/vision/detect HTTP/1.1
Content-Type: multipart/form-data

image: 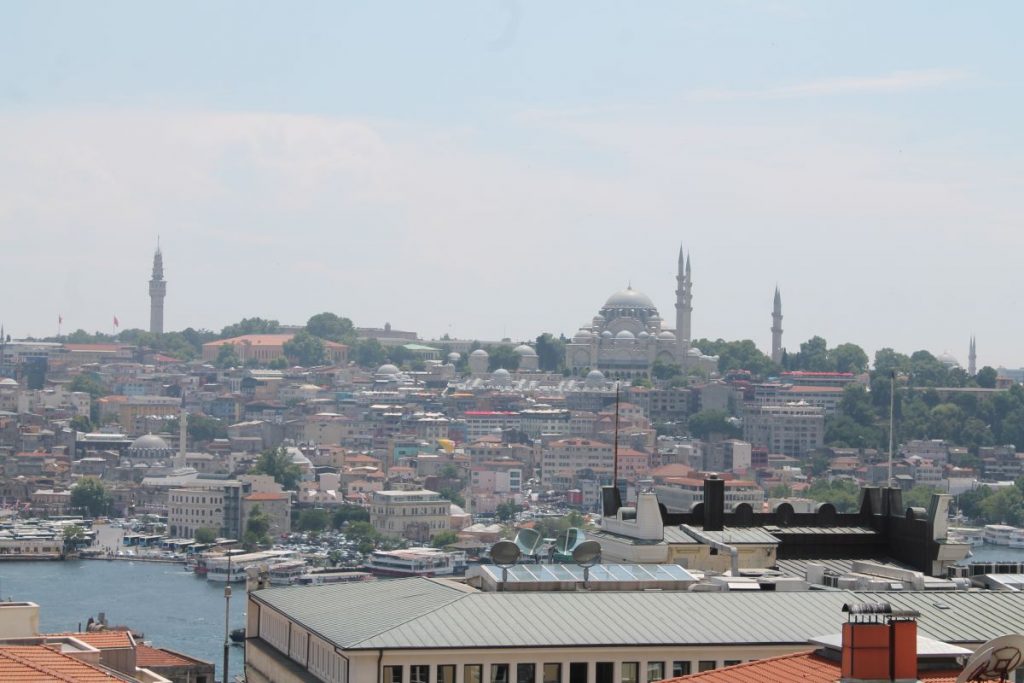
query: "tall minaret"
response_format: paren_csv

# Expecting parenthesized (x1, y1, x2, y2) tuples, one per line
(969, 336, 977, 375)
(771, 287, 784, 364)
(149, 241, 166, 335)
(675, 247, 693, 363)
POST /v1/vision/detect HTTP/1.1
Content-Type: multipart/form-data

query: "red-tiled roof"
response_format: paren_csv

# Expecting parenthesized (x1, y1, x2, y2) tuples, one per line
(0, 645, 128, 681)
(661, 651, 959, 683)
(50, 630, 134, 649)
(135, 644, 196, 668)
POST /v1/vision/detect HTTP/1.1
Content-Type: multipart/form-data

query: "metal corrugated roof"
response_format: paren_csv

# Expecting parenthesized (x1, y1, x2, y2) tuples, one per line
(775, 557, 910, 577)
(856, 591, 1024, 644)
(251, 577, 467, 648)
(687, 526, 781, 545)
(770, 526, 878, 536)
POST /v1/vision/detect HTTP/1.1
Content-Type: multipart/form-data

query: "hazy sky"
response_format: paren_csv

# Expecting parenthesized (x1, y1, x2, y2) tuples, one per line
(2, 2, 1022, 367)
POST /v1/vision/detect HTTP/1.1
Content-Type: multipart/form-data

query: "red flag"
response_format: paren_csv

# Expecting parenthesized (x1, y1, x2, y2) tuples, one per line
(113, 315, 119, 328)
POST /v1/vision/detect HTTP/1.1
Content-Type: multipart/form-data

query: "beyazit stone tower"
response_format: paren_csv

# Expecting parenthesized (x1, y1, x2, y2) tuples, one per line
(149, 241, 166, 335)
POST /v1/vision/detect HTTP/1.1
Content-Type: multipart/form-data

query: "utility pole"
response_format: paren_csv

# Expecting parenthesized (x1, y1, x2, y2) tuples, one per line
(888, 370, 896, 486)
(223, 551, 232, 683)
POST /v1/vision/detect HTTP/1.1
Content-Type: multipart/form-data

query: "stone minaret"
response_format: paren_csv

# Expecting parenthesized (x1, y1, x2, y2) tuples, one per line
(969, 336, 977, 376)
(675, 247, 693, 362)
(771, 286, 784, 364)
(149, 242, 166, 334)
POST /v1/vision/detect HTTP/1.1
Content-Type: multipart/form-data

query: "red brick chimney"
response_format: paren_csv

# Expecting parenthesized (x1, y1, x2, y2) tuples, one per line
(841, 602, 919, 682)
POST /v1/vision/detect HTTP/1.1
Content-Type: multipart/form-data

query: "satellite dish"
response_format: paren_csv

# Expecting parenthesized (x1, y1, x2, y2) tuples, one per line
(490, 540, 521, 568)
(956, 634, 1024, 682)
(514, 528, 542, 556)
(572, 540, 602, 567)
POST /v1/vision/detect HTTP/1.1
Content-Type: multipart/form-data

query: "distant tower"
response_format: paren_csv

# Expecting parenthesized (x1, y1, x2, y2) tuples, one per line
(675, 247, 693, 364)
(969, 336, 977, 375)
(149, 241, 166, 335)
(771, 287, 784, 364)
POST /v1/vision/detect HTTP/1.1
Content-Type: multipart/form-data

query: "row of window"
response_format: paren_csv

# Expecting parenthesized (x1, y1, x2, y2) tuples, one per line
(382, 660, 741, 683)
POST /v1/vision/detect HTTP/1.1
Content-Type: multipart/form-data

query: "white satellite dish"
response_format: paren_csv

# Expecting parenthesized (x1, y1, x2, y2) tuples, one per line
(490, 540, 521, 568)
(956, 634, 1024, 682)
(572, 540, 602, 567)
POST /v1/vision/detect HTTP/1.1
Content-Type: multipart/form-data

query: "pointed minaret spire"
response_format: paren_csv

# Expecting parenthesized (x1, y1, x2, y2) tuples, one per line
(968, 336, 977, 376)
(675, 248, 693, 367)
(771, 286, 784, 365)
(149, 240, 166, 335)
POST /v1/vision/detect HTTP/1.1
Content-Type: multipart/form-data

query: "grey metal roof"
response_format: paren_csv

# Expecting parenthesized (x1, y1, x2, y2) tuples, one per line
(478, 564, 696, 585)
(768, 526, 879, 536)
(686, 526, 781, 545)
(775, 557, 911, 577)
(255, 577, 1024, 653)
(252, 577, 468, 648)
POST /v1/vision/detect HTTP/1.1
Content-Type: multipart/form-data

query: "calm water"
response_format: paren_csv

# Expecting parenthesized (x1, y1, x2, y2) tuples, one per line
(0, 560, 246, 680)
(960, 544, 1024, 564)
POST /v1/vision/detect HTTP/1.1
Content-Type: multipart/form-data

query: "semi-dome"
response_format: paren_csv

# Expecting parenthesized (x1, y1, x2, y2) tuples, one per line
(376, 364, 400, 376)
(513, 344, 537, 356)
(637, 331, 650, 339)
(131, 434, 170, 450)
(603, 286, 655, 309)
(657, 331, 676, 340)
(615, 330, 635, 340)
(470, 349, 489, 358)
(600, 330, 613, 339)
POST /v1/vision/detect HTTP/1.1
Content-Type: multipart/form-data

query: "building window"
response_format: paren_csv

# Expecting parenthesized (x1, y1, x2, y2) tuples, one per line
(698, 661, 716, 672)
(437, 665, 455, 683)
(383, 665, 402, 683)
(466, 665, 483, 683)
(569, 663, 588, 683)
(490, 664, 509, 683)
(518, 664, 536, 683)
(723, 660, 741, 667)
(646, 663, 664, 682)
(596, 662, 614, 683)
(543, 663, 561, 683)
(671, 662, 691, 677)
(410, 665, 428, 683)
(621, 662, 638, 683)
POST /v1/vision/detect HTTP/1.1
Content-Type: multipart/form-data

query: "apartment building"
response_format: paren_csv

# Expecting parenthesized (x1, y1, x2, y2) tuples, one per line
(743, 403, 824, 458)
(542, 439, 614, 487)
(369, 490, 450, 541)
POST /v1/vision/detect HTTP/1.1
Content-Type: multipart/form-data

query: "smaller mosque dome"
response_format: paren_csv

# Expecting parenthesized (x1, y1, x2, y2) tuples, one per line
(937, 352, 960, 367)
(493, 368, 511, 377)
(376, 364, 401, 376)
(585, 369, 605, 383)
(601, 330, 613, 339)
(131, 434, 170, 450)
(513, 344, 537, 356)
(0, 378, 18, 387)
(615, 330, 635, 340)
(300, 383, 320, 391)
(657, 331, 676, 340)
(447, 352, 461, 362)
(470, 349, 489, 358)
(687, 347, 702, 357)
(637, 331, 650, 340)
(573, 329, 593, 342)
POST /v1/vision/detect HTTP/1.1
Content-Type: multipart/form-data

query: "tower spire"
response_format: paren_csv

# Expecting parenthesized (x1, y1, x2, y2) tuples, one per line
(771, 286, 784, 365)
(675, 248, 693, 367)
(149, 241, 166, 335)
(968, 336, 977, 376)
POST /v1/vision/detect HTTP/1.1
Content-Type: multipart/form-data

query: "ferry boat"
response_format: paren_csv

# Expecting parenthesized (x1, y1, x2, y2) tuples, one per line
(948, 527, 985, 547)
(293, 570, 374, 586)
(983, 524, 1018, 545)
(206, 550, 298, 582)
(364, 547, 466, 577)
(267, 560, 309, 585)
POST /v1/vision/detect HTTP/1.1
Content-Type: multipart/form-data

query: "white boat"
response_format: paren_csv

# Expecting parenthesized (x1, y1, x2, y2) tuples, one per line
(294, 570, 374, 586)
(206, 550, 298, 582)
(267, 560, 309, 585)
(948, 527, 985, 546)
(983, 524, 1018, 546)
(364, 547, 465, 577)
(1009, 530, 1024, 549)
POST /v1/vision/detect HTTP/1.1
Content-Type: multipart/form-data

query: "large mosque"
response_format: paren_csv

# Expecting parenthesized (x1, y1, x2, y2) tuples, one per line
(565, 248, 720, 378)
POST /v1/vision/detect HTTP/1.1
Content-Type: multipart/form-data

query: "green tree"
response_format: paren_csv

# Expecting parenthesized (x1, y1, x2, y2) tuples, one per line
(495, 501, 522, 522)
(687, 410, 741, 440)
(331, 505, 370, 529)
(219, 317, 280, 339)
(976, 366, 998, 388)
(215, 344, 240, 369)
(353, 339, 388, 367)
(297, 508, 329, 532)
(63, 524, 87, 552)
(692, 338, 777, 377)
(251, 447, 304, 490)
(194, 527, 218, 544)
(768, 484, 792, 498)
(70, 415, 93, 433)
(631, 377, 652, 388)
(69, 373, 109, 398)
(903, 485, 937, 509)
(873, 348, 911, 377)
(791, 336, 831, 372)
(487, 345, 520, 372)
(651, 360, 682, 381)
(831, 343, 869, 374)
(534, 333, 566, 373)
(431, 530, 459, 548)
(806, 479, 861, 512)
(70, 478, 111, 517)
(305, 312, 355, 343)
(283, 330, 325, 367)
(386, 345, 414, 367)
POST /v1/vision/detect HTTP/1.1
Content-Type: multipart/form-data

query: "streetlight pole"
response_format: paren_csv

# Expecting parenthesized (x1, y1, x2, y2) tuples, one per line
(888, 370, 896, 487)
(223, 551, 231, 683)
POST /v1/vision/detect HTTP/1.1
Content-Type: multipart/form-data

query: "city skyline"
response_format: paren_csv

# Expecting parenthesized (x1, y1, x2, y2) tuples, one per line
(2, 3, 1021, 366)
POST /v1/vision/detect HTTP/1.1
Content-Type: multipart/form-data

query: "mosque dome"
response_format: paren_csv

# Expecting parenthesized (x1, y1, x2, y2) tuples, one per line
(637, 331, 650, 340)
(513, 344, 537, 356)
(376, 364, 401, 376)
(603, 286, 656, 310)
(0, 378, 18, 387)
(447, 352, 461, 363)
(131, 434, 170, 450)
(470, 349, 489, 358)
(615, 330, 635, 340)
(493, 368, 511, 377)
(937, 352, 960, 367)
(687, 347, 703, 357)
(601, 330, 613, 339)
(657, 331, 676, 340)
(585, 369, 605, 384)
(300, 383, 321, 391)
(573, 329, 593, 342)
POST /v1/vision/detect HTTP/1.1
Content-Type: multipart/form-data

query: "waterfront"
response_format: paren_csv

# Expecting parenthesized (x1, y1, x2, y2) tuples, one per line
(0, 559, 246, 678)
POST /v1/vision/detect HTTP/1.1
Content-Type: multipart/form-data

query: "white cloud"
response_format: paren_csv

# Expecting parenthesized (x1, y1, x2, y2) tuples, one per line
(689, 68, 968, 101)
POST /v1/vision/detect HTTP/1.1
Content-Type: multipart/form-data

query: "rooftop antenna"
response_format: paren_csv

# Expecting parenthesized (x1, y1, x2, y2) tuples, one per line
(490, 540, 521, 592)
(956, 633, 1024, 682)
(571, 540, 601, 589)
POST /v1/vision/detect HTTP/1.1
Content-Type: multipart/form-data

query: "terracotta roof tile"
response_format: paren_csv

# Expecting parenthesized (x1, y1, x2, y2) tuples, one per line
(135, 644, 196, 668)
(661, 651, 960, 683)
(50, 631, 134, 649)
(0, 645, 128, 681)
